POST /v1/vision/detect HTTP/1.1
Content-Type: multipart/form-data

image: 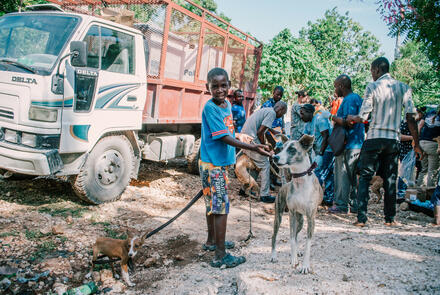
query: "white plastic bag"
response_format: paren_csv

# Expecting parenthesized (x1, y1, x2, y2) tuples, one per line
(399, 150, 416, 186)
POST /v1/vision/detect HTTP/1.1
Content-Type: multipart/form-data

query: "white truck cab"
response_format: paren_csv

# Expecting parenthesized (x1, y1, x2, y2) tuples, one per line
(0, 10, 148, 203)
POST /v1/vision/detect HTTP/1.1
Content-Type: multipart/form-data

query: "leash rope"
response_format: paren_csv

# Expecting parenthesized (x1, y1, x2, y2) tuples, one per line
(243, 162, 254, 242)
(93, 190, 203, 266)
(142, 189, 203, 240)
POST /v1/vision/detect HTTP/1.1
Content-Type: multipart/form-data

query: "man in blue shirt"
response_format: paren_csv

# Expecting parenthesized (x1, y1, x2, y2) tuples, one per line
(304, 105, 334, 205)
(328, 75, 365, 214)
(231, 89, 246, 133)
(261, 86, 285, 133)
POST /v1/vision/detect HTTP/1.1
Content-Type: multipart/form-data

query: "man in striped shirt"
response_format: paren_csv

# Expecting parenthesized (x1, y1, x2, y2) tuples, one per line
(347, 57, 422, 227)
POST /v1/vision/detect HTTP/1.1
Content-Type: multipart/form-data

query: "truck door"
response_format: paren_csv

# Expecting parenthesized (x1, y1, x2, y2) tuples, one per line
(60, 24, 144, 155)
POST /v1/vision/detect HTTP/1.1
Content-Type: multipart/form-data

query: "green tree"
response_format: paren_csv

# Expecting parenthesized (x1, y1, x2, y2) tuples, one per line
(0, 0, 47, 16)
(391, 41, 440, 106)
(258, 29, 333, 102)
(376, 0, 440, 70)
(299, 8, 381, 95)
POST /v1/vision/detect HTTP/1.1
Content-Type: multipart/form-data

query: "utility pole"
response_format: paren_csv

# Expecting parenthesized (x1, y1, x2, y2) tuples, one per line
(394, 27, 400, 60)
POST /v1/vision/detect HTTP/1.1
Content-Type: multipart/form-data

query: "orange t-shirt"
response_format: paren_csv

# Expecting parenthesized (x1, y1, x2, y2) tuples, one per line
(330, 98, 343, 115)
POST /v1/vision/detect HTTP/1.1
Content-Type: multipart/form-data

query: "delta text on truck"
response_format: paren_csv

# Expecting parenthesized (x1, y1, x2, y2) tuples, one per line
(0, 0, 262, 204)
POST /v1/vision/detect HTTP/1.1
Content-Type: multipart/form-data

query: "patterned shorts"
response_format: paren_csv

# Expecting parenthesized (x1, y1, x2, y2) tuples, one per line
(199, 160, 229, 215)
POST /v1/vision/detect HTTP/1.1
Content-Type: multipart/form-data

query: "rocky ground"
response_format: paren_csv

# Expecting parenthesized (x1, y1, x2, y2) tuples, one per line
(0, 159, 439, 295)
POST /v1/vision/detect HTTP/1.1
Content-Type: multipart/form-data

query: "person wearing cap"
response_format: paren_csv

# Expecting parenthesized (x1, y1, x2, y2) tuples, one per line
(231, 89, 246, 133)
(261, 86, 285, 133)
(327, 74, 365, 215)
(310, 98, 326, 113)
(290, 90, 310, 140)
(241, 101, 288, 203)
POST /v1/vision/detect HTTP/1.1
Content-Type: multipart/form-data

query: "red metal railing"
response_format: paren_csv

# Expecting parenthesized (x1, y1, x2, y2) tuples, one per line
(48, 0, 262, 124)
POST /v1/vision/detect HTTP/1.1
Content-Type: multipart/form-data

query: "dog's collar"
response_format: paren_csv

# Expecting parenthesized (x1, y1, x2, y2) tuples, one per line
(291, 162, 318, 179)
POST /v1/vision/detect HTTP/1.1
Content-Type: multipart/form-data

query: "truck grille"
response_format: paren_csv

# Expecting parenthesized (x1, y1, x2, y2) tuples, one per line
(0, 107, 14, 120)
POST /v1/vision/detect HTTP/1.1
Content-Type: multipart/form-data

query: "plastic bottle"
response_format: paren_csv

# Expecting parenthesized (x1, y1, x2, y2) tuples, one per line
(64, 282, 98, 295)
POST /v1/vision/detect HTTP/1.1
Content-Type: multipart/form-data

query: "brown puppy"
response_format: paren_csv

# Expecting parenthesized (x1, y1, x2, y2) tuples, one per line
(235, 133, 260, 197)
(370, 175, 384, 203)
(235, 152, 260, 198)
(88, 233, 142, 286)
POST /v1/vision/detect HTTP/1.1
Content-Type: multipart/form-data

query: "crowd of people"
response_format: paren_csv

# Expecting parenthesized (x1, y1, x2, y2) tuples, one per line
(198, 57, 439, 269)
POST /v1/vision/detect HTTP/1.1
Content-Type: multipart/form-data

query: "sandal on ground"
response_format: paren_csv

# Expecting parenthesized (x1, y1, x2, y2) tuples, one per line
(353, 221, 366, 227)
(202, 241, 235, 251)
(210, 253, 246, 268)
(384, 221, 400, 227)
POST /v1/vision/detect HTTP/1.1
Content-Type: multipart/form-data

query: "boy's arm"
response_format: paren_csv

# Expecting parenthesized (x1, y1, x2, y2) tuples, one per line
(220, 135, 272, 157)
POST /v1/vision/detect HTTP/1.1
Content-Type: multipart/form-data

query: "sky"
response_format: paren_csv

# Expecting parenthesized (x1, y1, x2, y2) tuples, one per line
(215, 0, 396, 61)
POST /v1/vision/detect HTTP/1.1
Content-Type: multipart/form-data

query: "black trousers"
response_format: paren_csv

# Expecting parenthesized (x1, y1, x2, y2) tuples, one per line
(357, 138, 399, 223)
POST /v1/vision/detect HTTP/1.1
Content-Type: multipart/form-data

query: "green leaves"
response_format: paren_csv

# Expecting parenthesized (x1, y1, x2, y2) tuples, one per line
(377, 0, 440, 70)
(391, 41, 440, 106)
(259, 9, 381, 103)
(259, 28, 332, 101)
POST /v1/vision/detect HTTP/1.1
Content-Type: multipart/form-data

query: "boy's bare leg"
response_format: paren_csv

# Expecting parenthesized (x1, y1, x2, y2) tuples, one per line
(214, 214, 228, 260)
(206, 214, 215, 246)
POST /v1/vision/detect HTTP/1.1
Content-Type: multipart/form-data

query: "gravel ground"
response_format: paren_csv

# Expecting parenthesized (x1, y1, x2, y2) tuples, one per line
(0, 159, 439, 294)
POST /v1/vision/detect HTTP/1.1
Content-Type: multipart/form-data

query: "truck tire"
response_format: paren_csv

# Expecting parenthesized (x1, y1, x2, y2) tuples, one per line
(187, 138, 201, 175)
(71, 135, 135, 204)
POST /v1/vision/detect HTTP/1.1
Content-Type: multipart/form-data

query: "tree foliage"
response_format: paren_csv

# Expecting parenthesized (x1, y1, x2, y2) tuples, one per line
(377, 0, 440, 70)
(258, 29, 333, 101)
(0, 0, 47, 16)
(259, 9, 382, 103)
(391, 41, 440, 106)
(299, 8, 381, 95)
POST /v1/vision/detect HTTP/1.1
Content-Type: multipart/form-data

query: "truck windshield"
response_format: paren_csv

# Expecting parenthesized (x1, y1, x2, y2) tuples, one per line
(0, 14, 79, 75)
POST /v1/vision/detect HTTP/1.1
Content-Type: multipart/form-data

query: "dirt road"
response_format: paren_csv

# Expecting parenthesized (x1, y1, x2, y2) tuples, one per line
(1, 159, 439, 294)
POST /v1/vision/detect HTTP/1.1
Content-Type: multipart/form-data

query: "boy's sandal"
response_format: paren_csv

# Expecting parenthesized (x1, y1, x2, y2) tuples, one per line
(210, 253, 246, 268)
(202, 241, 235, 251)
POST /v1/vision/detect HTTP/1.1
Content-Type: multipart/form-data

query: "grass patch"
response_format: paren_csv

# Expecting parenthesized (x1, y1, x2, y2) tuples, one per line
(38, 205, 89, 218)
(91, 221, 126, 239)
(30, 241, 56, 261)
(0, 230, 19, 238)
(57, 235, 68, 243)
(103, 224, 127, 240)
(25, 229, 51, 241)
(91, 221, 111, 226)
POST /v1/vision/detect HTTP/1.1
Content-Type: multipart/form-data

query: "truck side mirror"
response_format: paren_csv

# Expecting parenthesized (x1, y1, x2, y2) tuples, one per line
(70, 41, 87, 67)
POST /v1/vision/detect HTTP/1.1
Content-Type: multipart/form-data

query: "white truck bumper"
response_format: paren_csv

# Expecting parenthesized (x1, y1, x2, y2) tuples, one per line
(0, 145, 63, 175)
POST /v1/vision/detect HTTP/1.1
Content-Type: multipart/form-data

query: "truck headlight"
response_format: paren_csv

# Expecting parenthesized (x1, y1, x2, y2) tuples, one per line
(4, 129, 18, 143)
(29, 107, 58, 122)
(22, 132, 37, 147)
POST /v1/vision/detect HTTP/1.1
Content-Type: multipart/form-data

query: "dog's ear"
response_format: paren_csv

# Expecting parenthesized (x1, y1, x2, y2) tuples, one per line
(275, 134, 289, 144)
(298, 134, 314, 151)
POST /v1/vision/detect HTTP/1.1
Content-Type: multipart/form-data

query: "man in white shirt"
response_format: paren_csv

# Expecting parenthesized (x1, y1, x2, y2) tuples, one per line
(347, 57, 422, 227)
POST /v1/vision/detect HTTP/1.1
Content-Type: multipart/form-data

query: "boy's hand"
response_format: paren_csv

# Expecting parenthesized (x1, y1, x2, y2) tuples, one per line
(414, 144, 424, 160)
(254, 144, 273, 157)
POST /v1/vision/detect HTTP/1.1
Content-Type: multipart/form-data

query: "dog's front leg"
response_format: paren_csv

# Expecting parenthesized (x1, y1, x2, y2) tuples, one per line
(299, 214, 315, 274)
(271, 192, 286, 262)
(290, 212, 303, 268)
(121, 263, 135, 287)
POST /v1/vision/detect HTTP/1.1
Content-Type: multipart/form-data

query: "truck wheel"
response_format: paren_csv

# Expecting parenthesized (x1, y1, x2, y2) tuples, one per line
(72, 135, 135, 204)
(187, 138, 201, 175)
